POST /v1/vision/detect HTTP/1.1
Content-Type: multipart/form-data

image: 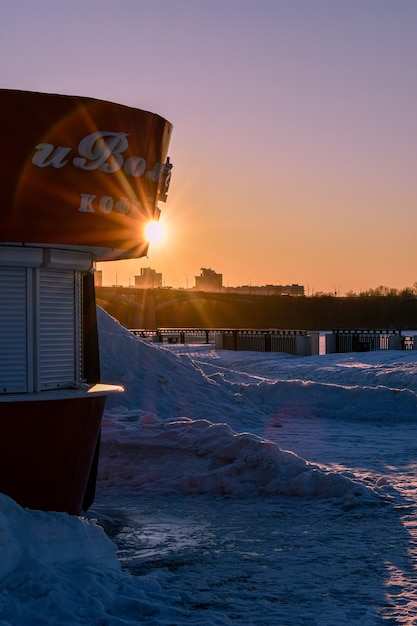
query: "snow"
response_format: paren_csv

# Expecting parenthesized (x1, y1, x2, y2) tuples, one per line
(2, 307, 417, 624)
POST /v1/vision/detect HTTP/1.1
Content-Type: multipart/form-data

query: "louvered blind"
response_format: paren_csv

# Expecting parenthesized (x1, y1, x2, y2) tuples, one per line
(38, 269, 77, 390)
(0, 268, 27, 392)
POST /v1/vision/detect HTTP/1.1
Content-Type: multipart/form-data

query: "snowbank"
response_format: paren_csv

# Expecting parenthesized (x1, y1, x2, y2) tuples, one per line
(99, 412, 373, 503)
(97, 308, 376, 503)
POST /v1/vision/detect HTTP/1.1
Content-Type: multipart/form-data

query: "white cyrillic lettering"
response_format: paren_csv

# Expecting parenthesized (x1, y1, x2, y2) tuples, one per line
(32, 143, 71, 168)
(124, 156, 146, 177)
(31, 132, 156, 182)
(99, 195, 113, 214)
(145, 163, 161, 182)
(115, 197, 130, 214)
(78, 193, 96, 213)
(73, 131, 129, 173)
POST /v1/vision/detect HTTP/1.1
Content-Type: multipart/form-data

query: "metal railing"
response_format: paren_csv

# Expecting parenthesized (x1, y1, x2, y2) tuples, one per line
(129, 327, 417, 354)
(129, 328, 319, 356)
(130, 328, 215, 344)
(219, 329, 306, 355)
(329, 329, 403, 353)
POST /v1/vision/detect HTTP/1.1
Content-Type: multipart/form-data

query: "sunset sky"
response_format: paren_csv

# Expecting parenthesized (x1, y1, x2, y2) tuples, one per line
(2, 0, 416, 294)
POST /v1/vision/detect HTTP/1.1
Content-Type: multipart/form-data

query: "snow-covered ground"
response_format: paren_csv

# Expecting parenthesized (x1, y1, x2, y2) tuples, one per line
(2, 308, 417, 624)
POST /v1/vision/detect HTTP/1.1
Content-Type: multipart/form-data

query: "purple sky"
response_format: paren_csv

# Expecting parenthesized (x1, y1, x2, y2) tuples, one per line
(2, 0, 416, 293)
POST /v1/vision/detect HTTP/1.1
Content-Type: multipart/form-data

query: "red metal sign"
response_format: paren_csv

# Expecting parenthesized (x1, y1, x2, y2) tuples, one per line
(0, 89, 173, 260)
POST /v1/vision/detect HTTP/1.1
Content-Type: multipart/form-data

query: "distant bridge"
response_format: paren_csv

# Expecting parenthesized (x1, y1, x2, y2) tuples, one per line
(95, 286, 261, 328)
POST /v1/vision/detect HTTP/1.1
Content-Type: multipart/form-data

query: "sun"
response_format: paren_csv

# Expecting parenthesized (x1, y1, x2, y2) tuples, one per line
(144, 219, 166, 245)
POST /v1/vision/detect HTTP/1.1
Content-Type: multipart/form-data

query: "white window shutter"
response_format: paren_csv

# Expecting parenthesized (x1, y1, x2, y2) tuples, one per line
(38, 269, 79, 390)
